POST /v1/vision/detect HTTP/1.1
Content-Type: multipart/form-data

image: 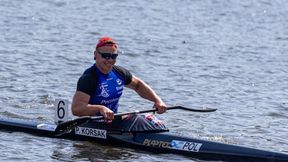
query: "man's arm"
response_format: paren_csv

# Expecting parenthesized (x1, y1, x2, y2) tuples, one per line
(126, 76, 167, 114)
(71, 91, 114, 119)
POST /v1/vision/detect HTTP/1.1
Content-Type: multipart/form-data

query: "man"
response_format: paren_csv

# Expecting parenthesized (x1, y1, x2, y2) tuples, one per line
(71, 37, 167, 120)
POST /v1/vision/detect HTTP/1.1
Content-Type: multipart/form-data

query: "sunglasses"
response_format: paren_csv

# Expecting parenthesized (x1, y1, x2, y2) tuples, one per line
(97, 51, 118, 60)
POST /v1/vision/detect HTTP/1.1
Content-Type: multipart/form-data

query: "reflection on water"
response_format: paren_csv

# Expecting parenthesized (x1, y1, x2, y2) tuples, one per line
(51, 141, 197, 162)
(51, 142, 136, 161)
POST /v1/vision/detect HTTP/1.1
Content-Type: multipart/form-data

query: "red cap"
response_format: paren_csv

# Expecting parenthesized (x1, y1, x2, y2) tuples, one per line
(96, 37, 117, 49)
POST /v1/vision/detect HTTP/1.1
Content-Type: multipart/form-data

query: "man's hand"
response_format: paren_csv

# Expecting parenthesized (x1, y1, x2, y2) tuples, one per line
(153, 100, 167, 114)
(99, 106, 114, 120)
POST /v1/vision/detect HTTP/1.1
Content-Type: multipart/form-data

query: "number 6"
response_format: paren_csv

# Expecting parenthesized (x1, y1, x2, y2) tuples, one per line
(57, 101, 65, 119)
(55, 99, 69, 124)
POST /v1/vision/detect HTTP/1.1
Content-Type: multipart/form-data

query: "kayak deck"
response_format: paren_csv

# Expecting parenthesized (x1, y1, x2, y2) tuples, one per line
(0, 117, 288, 162)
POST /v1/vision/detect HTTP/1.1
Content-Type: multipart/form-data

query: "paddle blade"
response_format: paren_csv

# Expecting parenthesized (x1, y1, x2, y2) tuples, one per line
(54, 117, 90, 136)
(167, 106, 217, 112)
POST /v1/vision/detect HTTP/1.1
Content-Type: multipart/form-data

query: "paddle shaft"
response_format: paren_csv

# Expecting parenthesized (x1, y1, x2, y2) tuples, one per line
(54, 106, 216, 136)
(80, 106, 216, 122)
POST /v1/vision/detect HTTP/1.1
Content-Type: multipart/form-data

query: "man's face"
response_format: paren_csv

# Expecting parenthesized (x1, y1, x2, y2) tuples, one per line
(94, 46, 118, 73)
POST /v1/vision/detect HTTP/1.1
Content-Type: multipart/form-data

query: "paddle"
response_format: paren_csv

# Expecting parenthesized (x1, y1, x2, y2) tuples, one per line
(54, 106, 216, 136)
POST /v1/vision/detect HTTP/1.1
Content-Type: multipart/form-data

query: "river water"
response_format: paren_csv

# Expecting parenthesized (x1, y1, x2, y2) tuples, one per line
(0, 0, 288, 161)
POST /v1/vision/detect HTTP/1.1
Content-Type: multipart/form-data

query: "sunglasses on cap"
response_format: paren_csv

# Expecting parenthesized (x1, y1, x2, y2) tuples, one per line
(97, 51, 118, 60)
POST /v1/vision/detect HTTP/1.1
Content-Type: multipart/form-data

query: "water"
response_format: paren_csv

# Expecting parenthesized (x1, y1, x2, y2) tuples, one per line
(1, 0, 288, 161)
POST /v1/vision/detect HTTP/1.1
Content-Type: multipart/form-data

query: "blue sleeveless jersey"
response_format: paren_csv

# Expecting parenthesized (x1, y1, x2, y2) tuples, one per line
(77, 64, 132, 115)
(90, 66, 124, 113)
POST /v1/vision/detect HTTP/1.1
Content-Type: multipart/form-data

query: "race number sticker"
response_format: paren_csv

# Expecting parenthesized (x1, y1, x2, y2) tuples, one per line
(171, 140, 202, 152)
(75, 127, 107, 139)
(54, 99, 69, 124)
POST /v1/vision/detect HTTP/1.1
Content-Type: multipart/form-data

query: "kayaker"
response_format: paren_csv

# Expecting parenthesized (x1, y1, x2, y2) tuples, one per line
(71, 37, 166, 119)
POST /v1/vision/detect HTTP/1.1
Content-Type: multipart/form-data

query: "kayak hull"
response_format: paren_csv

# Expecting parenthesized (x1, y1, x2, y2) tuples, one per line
(0, 117, 287, 162)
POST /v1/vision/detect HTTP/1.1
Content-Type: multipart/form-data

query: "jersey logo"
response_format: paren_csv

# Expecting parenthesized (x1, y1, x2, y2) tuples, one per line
(98, 83, 109, 98)
(116, 78, 122, 85)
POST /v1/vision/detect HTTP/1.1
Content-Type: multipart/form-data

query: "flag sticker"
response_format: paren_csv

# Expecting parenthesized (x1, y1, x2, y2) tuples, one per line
(171, 140, 202, 152)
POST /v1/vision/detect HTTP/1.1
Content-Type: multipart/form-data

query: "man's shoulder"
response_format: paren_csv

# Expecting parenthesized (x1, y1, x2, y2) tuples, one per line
(112, 65, 132, 85)
(83, 65, 96, 76)
(77, 66, 98, 95)
(78, 65, 97, 83)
